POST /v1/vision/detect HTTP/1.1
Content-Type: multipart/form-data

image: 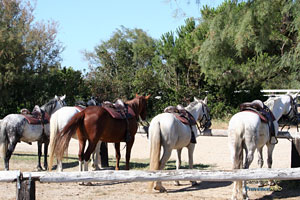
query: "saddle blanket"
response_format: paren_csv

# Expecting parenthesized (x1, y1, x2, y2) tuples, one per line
(102, 105, 135, 120)
(22, 113, 50, 125)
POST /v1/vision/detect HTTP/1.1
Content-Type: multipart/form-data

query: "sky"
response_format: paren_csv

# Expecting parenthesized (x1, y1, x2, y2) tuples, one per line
(32, 0, 223, 72)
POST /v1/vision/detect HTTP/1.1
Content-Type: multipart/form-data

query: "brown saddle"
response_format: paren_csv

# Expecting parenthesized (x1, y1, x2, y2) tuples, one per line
(102, 100, 135, 119)
(240, 100, 277, 143)
(22, 112, 50, 125)
(164, 106, 196, 126)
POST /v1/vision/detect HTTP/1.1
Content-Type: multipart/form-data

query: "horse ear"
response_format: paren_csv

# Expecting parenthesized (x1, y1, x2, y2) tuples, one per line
(55, 95, 58, 99)
(204, 96, 208, 104)
(194, 97, 200, 102)
(61, 94, 66, 100)
(145, 94, 151, 100)
(136, 93, 139, 97)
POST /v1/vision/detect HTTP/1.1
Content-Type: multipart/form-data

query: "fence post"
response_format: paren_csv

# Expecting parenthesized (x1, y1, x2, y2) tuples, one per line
(17, 174, 36, 200)
(291, 138, 300, 168)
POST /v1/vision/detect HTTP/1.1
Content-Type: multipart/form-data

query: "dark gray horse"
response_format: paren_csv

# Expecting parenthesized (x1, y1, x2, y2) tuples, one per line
(0, 95, 66, 171)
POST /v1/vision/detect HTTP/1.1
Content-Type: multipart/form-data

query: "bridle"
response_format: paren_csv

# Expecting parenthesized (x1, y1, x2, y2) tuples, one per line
(281, 94, 299, 132)
(196, 101, 211, 133)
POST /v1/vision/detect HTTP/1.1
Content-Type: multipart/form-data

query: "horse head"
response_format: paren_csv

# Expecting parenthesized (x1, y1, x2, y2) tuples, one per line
(129, 94, 150, 120)
(284, 93, 299, 121)
(194, 96, 211, 130)
(41, 95, 66, 116)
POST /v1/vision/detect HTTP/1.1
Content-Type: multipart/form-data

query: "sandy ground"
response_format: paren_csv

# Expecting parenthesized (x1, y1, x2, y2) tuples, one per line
(1, 130, 300, 200)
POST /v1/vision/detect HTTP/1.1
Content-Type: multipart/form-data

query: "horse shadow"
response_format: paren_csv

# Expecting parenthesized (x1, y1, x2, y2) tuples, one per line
(167, 181, 232, 193)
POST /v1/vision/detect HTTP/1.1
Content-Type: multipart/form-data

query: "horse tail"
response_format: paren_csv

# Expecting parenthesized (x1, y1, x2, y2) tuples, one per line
(50, 111, 85, 170)
(228, 121, 244, 170)
(48, 112, 59, 171)
(148, 118, 161, 190)
(0, 120, 8, 158)
(228, 117, 244, 199)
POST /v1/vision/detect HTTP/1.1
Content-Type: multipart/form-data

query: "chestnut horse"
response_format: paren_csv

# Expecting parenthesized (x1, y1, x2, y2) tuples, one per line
(49, 94, 150, 171)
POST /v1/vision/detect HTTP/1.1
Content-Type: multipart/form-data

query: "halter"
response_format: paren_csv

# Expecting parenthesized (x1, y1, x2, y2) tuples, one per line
(196, 101, 211, 133)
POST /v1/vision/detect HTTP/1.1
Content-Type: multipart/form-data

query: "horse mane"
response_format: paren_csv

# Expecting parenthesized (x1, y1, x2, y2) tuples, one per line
(41, 98, 57, 114)
(186, 99, 203, 110)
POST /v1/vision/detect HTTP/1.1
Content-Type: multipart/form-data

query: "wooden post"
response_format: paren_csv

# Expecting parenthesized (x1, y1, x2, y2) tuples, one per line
(100, 142, 109, 167)
(291, 138, 300, 168)
(17, 176, 36, 200)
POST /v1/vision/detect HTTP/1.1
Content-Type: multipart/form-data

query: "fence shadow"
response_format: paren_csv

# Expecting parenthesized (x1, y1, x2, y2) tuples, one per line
(167, 181, 232, 193)
(258, 180, 300, 200)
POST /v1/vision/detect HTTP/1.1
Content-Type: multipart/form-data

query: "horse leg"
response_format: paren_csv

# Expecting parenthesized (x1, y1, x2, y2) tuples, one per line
(37, 142, 43, 171)
(91, 141, 101, 170)
(267, 143, 276, 186)
(43, 140, 49, 170)
(187, 144, 197, 186)
(242, 144, 255, 200)
(4, 140, 18, 171)
(257, 147, 264, 187)
(114, 143, 121, 170)
(125, 139, 134, 170)
(78, 139, 86, 172)
(154, 148, 172, 193)
(174, 148, 182, 186)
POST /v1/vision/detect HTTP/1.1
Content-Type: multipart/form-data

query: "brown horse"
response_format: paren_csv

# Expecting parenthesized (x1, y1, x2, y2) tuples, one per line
(49, 94, 150, 171)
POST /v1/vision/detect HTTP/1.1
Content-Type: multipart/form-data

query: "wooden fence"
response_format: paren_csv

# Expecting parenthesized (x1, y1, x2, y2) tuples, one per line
(2, 168, 300, 200)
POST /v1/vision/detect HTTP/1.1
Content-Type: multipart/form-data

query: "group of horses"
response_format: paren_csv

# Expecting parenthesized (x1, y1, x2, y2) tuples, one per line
(0, 92, 298, 200)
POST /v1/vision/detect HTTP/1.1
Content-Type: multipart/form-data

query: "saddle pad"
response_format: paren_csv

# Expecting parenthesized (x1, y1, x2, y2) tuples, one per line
(102, 106, 136, 119)
(22, 113, 50, 125)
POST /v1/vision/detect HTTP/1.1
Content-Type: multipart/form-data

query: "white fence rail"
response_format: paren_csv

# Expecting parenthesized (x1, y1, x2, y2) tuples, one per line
(1, 168, 300, 199)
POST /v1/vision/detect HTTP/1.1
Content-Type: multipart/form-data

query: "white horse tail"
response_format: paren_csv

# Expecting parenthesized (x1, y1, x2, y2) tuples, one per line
(0, 120, 8, 158)
(228, 122, 244, 170)
(228, 118, 244, 199)
(148, 119, 161, 190)
(49, 113, 59, 171)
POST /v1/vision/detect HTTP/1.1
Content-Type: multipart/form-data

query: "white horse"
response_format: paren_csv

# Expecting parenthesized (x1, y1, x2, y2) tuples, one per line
(148, 97, 211, 192)
(48, 105, 102, 171)
(228, 93, 298, 200)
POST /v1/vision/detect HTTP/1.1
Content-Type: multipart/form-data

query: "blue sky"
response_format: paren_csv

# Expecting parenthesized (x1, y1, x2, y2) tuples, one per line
(32, 0, 223, 72)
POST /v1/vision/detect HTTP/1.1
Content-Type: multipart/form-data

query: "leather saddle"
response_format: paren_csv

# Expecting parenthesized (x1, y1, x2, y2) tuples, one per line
(240, 100, 277, 143)
(102, 99, 135, 120)
(164, 105, 197, 126)
(164, 105, 197, 144)
(21, 105, 50, 125)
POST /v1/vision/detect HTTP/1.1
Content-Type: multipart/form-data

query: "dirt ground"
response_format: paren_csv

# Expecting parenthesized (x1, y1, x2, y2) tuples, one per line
(1, 130, 300, 200)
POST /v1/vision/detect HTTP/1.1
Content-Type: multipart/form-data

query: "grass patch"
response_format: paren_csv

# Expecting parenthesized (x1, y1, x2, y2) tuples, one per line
(211, 119, 229, 129)
(10, 152, 214, 171)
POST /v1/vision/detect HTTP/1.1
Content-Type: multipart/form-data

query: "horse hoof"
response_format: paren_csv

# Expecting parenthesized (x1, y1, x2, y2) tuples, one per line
(174, 181, 180, 186)
(37, 167, 43, 171)
(154, 186, 167, 193)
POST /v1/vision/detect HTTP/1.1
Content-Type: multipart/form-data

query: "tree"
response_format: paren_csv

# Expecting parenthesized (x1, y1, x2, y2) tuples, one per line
(0, 0, 64, 117)
(84, 27, 157, 102)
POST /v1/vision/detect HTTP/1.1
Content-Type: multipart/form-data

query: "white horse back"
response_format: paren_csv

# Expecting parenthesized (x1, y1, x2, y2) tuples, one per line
(228, 111, 272, 148)
(149, 113, 195, 149)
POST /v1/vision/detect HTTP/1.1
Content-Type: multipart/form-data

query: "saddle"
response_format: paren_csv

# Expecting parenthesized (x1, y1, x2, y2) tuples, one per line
(21, 105, 50, 125)
(240, 100, 277, 143)
(102, 99, 136, 143)
(102, 99, 135, 120)
(164, 105, 197, 143)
